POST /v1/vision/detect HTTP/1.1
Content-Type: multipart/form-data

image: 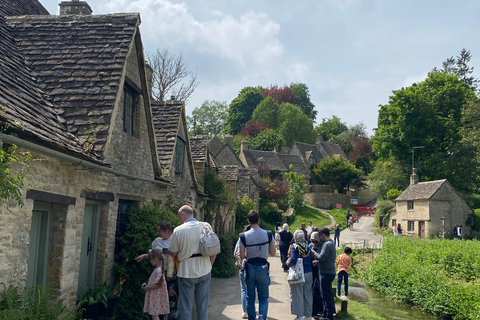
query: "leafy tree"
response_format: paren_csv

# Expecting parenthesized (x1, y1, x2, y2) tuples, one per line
(252, 97, 280, 129)
(285, 164, 306, 209)
(461, 96, 480, 162)
(368, 159, 409, 200)
(146, 49, 198, 102)
(261, 84, 296, 105)
(313, 156, 363, 194)
(372, 71, 476, 192)
(375, 199, 395, 227)
(0, 144, 32, 207)
(187, 100, 227, 137)
(386, 189, 403, 201)
(442, 48, 478, 91)
(290, 82, 317, 121)
(314, 115, 348, 141)
(249, 129, 286, 151)
(349, 136, 374, 174)
(278, 103, 315, 146)
(225, 87, 263, 135)
(239, 119, 267, 137)
(331, 123, 368, 156)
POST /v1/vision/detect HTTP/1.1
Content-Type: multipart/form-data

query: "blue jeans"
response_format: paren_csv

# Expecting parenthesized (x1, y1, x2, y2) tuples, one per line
(177, 272, 211, 320)
(320, 273, 336, 320)
(245, 263, 270, 320)
(337, 270, 349, 296)
(239, 269, 247, 311)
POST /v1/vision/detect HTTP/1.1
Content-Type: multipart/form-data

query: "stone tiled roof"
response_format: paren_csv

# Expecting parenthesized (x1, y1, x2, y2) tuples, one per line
(316, 141, 346, 159)
(207, 136, 223, 157)
(294, 142, 322, 162)
(242, 149, 308, 176)
(0, 14, 97, 161)
(190, 135, 207, 163)
(279, 154, 309, 176)
(151, 100, 182, 170)
(6, 13, 139, 157)
(238, 168, 254, 197)
(396, 180, 446, 201)
(218, 165, 238, 181)
(0, 0, 49, 16)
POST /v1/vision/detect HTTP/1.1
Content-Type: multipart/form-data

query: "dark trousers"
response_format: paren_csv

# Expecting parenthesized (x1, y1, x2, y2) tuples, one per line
(337, 270, 349, 296)
(334, 235, 340, 247)
(320, 273, 336, 320)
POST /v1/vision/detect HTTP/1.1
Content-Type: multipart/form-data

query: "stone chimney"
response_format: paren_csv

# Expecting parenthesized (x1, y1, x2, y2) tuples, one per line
(316, 133, 323, 145)
(224, 134, 233, 148)
(240, 139, 249, 153)
(410, 168, 419, 185)
(145, 63, 153, 99)
(59, 0, 93, 15)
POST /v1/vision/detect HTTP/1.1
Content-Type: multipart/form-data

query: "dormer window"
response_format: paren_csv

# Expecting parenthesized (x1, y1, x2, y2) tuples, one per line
(123, 86, 135, 136)
(309, 157, 314, 165)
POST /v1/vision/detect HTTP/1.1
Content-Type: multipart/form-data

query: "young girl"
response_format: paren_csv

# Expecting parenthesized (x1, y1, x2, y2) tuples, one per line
(142, 249, 169, 320)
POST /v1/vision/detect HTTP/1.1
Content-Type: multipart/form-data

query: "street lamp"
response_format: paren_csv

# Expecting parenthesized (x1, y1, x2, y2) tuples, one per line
(412, 146, 425, 171)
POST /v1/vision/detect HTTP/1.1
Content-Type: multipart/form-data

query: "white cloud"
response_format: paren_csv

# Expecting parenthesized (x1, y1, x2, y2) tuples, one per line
(100, 0, 283, 66)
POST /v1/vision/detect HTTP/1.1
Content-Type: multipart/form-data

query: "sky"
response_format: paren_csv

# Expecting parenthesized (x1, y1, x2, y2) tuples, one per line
(40, 0, 480, 137)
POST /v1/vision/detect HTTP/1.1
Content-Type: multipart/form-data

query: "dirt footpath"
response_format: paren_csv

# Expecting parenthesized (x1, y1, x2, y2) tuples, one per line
(200, 251, 291, 320)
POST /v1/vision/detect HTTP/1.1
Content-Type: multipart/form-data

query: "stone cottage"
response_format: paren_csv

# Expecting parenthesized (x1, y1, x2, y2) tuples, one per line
(391, 169, 473, 239)
(0, 0, 185, 306)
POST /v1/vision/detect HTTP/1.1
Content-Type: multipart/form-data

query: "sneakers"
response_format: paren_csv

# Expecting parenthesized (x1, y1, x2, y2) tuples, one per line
(242, 311, 248, 319)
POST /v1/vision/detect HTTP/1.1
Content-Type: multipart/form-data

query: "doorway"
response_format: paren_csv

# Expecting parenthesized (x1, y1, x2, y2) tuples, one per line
(418, 221, 425, 239)
(77, 202, 100, 299)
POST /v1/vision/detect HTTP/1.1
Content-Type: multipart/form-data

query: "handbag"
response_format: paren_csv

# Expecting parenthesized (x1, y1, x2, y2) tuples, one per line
(287, 257, 305, 284)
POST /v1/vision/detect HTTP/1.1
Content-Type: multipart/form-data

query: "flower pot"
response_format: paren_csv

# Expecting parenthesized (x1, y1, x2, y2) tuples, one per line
(82, 302, 99, 320)
(98, 297, 119, 318)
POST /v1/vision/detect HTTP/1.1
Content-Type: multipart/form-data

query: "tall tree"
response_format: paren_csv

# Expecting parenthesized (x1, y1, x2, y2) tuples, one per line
(314, 115, 348, 141)
(224, 87, 263, 135)
(147, 49, 198, 102)
(187, 100, 228, 137)
(250, 129, 286, 152)
(313, 156, 363, 194)
(442, 48, 478, 91)
(261, 84, 296, 104)
(331, 123, 368, 156)
(290, 82, 317, 121)
(278, 103, 315, 146)
(367, 159, 409, 200)
(349, 136, 374, 174)
(372, 71, 476, 193)
(252, 97, 280, 129)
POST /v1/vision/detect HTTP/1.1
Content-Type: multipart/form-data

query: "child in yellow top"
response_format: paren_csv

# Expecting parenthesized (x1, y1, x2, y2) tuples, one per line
(336, 247, 357, 298)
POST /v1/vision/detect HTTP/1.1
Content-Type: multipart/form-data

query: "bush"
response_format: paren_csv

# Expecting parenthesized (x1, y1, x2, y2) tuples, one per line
(211, 233, 237, 278)
(259, 204, 283, 227)
(114, 204, 179, 320)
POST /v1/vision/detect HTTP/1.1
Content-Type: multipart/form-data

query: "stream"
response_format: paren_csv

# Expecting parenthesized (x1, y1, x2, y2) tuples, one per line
(347, 279, 439, 320)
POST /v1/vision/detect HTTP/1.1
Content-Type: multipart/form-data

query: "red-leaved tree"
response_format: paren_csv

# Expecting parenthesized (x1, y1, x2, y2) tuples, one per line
(239, 120, 267, 137)
(262, 84, 296, 105)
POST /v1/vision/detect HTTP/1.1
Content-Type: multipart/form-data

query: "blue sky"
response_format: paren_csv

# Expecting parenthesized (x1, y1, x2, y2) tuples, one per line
(40, 0, 480, 136)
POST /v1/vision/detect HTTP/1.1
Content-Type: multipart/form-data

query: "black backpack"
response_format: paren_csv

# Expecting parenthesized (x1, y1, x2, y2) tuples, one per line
(239, 230, 273, 248)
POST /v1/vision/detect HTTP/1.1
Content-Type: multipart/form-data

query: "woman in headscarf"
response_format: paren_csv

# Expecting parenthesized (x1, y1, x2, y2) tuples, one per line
(279, 223, 293, 271)
(288, 229, 316, 320)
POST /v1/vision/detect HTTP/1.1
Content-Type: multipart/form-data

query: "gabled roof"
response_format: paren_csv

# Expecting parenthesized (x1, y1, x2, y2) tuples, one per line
(218, 165, 238, 181)
(6, 13, 139, 157)
(151, 100, 183, 170)
(293, 141, 322, 162)
(316, 141, 346, 159)
(238, 168, 259, 198)
(0, 0, 49, 16)
(279, 154, 309, 176)
(207, 136, 223, 157)
(242, 149, 308, 176)
(396, 180, 446, 201)
(190, 135, 208, 163)
(0, 14, 97, 162)
(213, 143, 244, 167)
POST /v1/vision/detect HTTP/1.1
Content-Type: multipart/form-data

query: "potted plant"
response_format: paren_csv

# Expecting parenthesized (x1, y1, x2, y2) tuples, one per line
(97, 278, 125, 318)
(81, 284, 108, 320)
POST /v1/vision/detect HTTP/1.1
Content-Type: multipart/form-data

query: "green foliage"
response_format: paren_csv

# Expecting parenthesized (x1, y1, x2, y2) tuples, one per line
(368, 159, 409, 200)
(289, 82, 317, 121)
(314, 115, 348, 141)
(278, 103, 315, 146)
(235, 196, 256, 232)
(365, 237, 480, 320)
(374, 200, 395, 227)
(330, 123, 368, 156)
(114, 203, 179, 320)
(187, 100, 228, 137)
(326, 208, 349, 230)
(288, 206, 330, 231)
(225, 87, 263, 135)
(285, 165, 306, 209)
(0, 144, 32, 207)
(0, 283, 82, 320)
(313, 156, 363, 194)
(372, 70, 477, 193)
(250, 129, 285, 152)
(385, 189, 402, 201)
(443, 48, 478, 91)
(252, 97, 280, 129)
(82, 282, 108, 307)
(474, 209, 480, 232)
(259, 203, 283, 226)
(204, 169, 236, 233)
(211, 234, 237, 278)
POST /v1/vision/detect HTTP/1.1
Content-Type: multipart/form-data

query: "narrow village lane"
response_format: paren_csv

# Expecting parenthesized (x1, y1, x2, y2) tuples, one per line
(337, 215, 383, 249)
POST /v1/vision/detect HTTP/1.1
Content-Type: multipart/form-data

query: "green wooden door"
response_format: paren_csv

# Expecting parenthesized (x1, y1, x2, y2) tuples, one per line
(77, 203, 100, 299)
(27, 202, 51, 288)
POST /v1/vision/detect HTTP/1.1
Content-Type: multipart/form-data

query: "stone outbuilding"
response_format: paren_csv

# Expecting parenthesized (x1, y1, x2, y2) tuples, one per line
(391, 169, 473, 239)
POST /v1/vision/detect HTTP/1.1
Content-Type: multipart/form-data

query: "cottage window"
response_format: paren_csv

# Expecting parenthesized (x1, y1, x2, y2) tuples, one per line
(407, 201, 414, 210)
(123, 86, 135, 136)
(309, 157, 314, 165)
(408, 221, 414, 232)
(175, 137, 185, 175)
(392, 219, 396, 227)
(114, 200, 136, 254)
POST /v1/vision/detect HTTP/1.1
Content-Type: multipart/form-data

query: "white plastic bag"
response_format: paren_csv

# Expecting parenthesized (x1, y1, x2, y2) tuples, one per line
(287, 257, 305, 284)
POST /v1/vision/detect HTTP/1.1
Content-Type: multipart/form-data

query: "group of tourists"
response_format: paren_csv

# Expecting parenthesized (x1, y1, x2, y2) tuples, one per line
(135, 205, 216, 320)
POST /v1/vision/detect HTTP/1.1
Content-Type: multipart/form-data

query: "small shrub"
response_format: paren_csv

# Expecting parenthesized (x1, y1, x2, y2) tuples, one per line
(211, 234, 236, 278)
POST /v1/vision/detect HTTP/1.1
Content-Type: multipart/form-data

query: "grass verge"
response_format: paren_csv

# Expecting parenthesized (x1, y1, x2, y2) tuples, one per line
(334, 297, 386, 320)
(288, 205, 330, 230)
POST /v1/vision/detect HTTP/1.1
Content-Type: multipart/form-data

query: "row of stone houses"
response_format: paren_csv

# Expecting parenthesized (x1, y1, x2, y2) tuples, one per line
(0, 0, 228, 306)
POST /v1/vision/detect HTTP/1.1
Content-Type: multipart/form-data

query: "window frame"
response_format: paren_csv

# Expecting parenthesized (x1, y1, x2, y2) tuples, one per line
(123, 85, 135, 136)
(392, 219, 396, 227)
(407, 201, 414, 210)
(175, 136, 186, 175)
(407, 221, 415, 232)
